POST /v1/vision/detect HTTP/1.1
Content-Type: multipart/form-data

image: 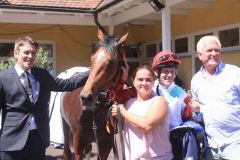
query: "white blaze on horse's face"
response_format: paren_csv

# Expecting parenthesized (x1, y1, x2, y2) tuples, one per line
(80, 29, 129, 108)
(96, 50, 105, 62)
(80, 49, 113, 107)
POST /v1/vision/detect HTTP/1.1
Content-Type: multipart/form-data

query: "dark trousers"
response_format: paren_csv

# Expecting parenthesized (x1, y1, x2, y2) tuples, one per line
(0, 130, 46, 160)
(170, 131, 198, 160)
(170, 136, 183, 160)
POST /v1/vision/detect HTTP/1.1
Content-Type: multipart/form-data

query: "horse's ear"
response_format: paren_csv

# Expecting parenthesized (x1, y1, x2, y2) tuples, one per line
(97, 28, 105, 41)
(117, 32, 129, 46)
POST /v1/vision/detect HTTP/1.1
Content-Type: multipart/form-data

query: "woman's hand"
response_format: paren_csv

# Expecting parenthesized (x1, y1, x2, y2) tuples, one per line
(111, 103, 125, 117)
(111, 103, 118, 117)
(110, 103, 126, 130)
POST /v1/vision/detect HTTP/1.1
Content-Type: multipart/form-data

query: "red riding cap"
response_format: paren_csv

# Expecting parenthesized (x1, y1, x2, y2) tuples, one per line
(152, 51, 181, 71)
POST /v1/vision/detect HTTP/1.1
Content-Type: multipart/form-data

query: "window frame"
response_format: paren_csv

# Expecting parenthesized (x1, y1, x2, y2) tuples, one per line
(216, 25, 240, 52)
(0, 39, 56, 74)
(173, 36, 189, 54)
(172, 23, 240, 75)
(143, 40, 162, 59)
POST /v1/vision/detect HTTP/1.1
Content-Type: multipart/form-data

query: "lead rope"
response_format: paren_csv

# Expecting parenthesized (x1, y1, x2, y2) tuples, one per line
(105, 91, 120, 160)
(49, 92, 59, 121)
(116, 104, 126, 160)
(108, 105, 119, 160)
(92, 108, 102, 160)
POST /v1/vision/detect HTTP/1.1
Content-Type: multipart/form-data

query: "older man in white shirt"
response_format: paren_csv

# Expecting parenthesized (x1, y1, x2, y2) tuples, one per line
(191, 35, 240, 160)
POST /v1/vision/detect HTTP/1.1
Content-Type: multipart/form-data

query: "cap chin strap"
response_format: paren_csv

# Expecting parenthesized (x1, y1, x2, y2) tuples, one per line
(157, 68, 160, 80)
(156, 69, 161, 96)
(156, 84, 160, 96)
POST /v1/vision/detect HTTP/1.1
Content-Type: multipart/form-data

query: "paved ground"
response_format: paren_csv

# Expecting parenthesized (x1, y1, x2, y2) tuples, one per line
(45, 134, 122, 160)
(45, 145, 64, 160)
(45, 144, 118, 160)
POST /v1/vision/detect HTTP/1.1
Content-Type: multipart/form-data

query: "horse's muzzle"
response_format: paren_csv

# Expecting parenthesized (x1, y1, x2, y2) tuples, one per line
(80, 94, 94, 108)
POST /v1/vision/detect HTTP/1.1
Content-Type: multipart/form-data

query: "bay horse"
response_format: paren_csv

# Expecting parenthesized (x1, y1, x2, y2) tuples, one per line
(60, 29, 128, 160)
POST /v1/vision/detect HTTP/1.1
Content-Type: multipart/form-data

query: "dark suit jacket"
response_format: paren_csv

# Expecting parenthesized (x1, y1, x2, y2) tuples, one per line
(0, 66, 87, 151)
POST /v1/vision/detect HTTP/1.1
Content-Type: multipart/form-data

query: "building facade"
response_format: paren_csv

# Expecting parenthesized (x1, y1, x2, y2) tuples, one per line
(0, 0, 239, 89)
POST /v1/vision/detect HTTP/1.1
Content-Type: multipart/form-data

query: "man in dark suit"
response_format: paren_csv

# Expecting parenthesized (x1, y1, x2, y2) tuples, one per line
(0, 36, 88, 160)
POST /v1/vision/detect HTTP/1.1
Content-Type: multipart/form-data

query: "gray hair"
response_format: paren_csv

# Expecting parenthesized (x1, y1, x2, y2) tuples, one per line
(196, 35, 221, 53)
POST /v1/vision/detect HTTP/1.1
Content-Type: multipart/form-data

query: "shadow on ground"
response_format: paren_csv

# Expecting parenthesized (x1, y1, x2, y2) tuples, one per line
(45, 152, 98, 160)
(45, 155, 64, 160)
(45, 140, 119, 159)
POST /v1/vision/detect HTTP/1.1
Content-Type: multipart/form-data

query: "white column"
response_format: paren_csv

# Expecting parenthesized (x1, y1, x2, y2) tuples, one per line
(161, 6, 171, 51)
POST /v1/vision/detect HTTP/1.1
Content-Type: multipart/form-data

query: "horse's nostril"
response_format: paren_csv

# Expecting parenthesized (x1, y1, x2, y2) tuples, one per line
(80, 96, 86, 105)
(80, 94, 93, 107)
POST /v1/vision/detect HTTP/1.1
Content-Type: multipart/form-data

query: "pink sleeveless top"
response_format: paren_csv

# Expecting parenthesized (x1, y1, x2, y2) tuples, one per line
(124, 97, 173, 160)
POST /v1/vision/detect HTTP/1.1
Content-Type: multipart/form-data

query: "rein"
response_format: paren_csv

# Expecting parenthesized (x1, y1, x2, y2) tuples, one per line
(49, 92, 59, 121)
(105, 90, 126, 160)
(90, 46, 126, 160)
(89, 90, 115, 160)
(115, 103, 126, 160)
(108, 51, 126, 160)
(93, 88, 126, 160)
(91, 107, 101, 160)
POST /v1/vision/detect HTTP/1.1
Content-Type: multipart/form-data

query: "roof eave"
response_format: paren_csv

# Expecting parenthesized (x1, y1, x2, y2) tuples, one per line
(0, 4, 95, 14)
(0, 0, 124, 14)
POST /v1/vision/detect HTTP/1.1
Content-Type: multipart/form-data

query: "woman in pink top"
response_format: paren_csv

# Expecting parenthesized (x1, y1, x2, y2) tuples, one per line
(111, 65, 173, 160)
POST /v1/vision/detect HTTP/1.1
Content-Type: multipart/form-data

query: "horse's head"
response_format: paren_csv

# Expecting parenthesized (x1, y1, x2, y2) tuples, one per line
(80, 29, 128, 108)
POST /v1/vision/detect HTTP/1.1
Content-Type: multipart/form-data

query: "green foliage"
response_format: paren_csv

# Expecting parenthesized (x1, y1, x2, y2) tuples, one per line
(0, 57, 15, 71)
(34, 47, 50, 69)
(0, 47, 51, 71)
(0, 61, 9, 71)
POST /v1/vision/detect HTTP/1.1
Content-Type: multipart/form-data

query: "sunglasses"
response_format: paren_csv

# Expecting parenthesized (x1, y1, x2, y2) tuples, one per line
(159, 54, 178, 63)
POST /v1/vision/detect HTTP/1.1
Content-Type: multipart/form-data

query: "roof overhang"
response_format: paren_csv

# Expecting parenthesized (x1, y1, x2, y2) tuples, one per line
(0, 0, 213, 26)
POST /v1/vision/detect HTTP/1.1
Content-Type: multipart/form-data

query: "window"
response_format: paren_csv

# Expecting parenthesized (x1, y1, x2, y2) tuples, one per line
(91, 43, 140, 58)
(172, 24, 240, 78)
(126, 61, 139, 85)
(0, 42, 54, 58)
(39, 44, 54, 57)
(174, 37, 188, 53)
(145, 43, 157, 57)
(125, 44, 139, 58)
(0, 43, 14, 57)
(0, 41, 54, 67)
(194, 33, 213, 51)
(144, 41, 162, 58)
(219, 27, 239, 47)
(194, 57, 202, 73)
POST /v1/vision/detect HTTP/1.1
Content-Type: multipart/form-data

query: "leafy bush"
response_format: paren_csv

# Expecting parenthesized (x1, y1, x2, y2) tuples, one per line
(34, 47, 51, 69)
(0, 47, 50, 71)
